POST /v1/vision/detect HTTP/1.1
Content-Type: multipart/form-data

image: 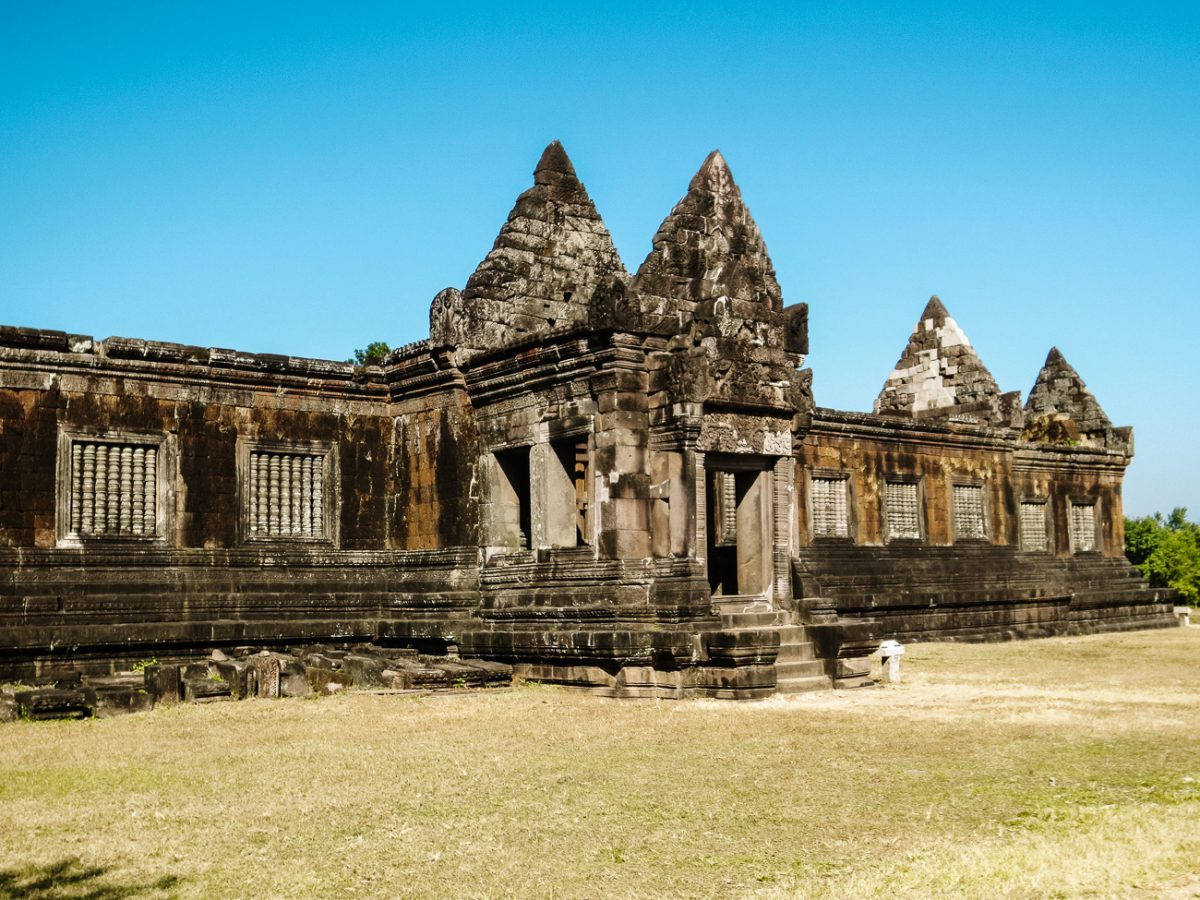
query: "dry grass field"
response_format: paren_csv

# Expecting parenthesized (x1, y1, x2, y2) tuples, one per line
(2, 627, 1199, 899)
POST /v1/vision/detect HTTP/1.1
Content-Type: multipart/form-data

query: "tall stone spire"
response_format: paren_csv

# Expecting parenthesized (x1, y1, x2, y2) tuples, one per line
(633, 150, 783, 318)
(1021, 347, 1129, 451)
(430, 141, 627, 357)
(874, 296, 1017, 426)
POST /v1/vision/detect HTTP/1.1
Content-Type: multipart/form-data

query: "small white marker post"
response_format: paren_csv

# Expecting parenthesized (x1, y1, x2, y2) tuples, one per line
(879, 639, 905, 683)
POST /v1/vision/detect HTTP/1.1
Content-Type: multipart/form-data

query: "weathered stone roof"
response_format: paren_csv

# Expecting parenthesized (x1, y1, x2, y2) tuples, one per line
(1022, 347, 1127, 450)
(633, 150, 783, 320)
(430, 141, 627, 358)
(874, 296, 1012, 425)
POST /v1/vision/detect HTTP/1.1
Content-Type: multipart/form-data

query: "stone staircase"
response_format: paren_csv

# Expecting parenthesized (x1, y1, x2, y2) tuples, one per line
(717, 607, 834, 694)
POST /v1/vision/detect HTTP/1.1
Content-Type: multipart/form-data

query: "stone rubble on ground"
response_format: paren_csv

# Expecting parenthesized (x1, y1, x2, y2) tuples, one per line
(1, 644, 512, 723)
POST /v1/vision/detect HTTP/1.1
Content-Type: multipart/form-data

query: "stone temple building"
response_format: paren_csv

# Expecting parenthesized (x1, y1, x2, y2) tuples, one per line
(0, 143, 1178, 697)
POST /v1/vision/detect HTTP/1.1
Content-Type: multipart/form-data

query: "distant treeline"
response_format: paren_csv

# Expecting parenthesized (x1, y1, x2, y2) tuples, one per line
(1125, 508, 1199, 606)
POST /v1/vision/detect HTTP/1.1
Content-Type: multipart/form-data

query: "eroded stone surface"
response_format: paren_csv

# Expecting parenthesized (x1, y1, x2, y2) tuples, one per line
(433, 141, 628, 360)
(0, 143, 1173, 702)
(874, 296, 1019, 427)
(1022, 347, 1131, 452)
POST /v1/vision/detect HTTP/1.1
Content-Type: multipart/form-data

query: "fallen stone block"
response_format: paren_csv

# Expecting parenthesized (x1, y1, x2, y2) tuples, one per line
(456, 659, 514, 687)
(211, 660, 256, 700)
(408, 667, 450, 689)
(280, 672, 311, 698)
(305, 666, 341, 694)
(303, 653, 341, 671)
(143, 665, 181, 705)
(436, 661, 486, 688)
(247, 654, 282, 698)
(92, 685, 154, 718)
(15, 688, 95, 720)
(341, 654, 388, 687)
(379, 668, 411, 689)
(182, 677, 232, 703)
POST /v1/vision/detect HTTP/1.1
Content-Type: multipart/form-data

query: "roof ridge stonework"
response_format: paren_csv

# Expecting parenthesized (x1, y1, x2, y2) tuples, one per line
(873, 296, 1014, 427)
(430, 141, 627, 359)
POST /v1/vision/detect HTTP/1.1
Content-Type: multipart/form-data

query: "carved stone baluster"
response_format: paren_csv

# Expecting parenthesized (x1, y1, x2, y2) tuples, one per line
(132, 447, 145, 535)
(256, 453, 268, 534)
(268, 454, 281, 536)
(144, 448, 157, 535)
(118, 445, 133, 534)
(311, 458, 323, 538)
(301, 456, 313, 536)
(94, 444, 108, 534)
(71, 444, 83, 534)
(249, 453, 259, 535)
(289, 455, 301, 536)
(280, 455, 292, 535)
(81, 443, 95, 534)
(106, 444, 120, 534)
(721, 471, 737, 543)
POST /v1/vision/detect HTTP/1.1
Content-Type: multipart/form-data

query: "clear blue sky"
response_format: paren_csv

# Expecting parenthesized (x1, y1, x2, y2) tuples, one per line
(1, 2, 1196, 516)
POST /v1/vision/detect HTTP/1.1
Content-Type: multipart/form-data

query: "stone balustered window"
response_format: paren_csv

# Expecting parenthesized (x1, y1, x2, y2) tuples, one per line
(248, 451, 326, 538)
(239, 440, 336, 543)
(885, 480, 921, 541)
(811, 476, 849, 538)
(1070, 502, 1097, 553)
(1019, 500, 1049, 551)
(951, 483, 986, 540)
(68, 440, 159, 537)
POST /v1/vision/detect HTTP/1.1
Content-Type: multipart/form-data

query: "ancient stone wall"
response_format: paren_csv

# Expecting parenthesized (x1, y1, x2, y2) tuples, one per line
(0, 145, 1176, 693)
(792, 409, 1169, 641)
(797, 410, 1016, 549)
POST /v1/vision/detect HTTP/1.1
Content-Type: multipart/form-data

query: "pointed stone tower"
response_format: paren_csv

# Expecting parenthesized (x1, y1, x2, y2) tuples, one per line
(1022, 347, 1130, 451)
(428, 141, 627, 358)
(874, 296, 1020, 427)
(634, 150, 783, 327)
(632, 151, 807, 412)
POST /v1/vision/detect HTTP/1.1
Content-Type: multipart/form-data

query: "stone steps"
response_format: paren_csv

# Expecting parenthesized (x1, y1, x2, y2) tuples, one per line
(775, 673, 834, 694)
(775, 658, 825, 679)
(714, 606, 841, 695)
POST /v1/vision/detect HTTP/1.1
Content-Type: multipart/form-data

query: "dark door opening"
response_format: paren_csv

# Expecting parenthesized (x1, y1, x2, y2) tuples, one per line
(706, 466, 772, 597)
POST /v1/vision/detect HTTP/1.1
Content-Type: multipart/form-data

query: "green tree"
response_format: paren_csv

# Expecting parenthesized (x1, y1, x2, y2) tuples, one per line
(349, 342, 391, 366)
(1125, 507, 1200, 605)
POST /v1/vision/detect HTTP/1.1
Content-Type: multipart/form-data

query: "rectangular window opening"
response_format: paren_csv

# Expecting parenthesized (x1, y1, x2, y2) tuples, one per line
(811, 476, 849, 538)
(248, 450, 327, 539)
(68, 439, 160, 538)
(952, 483, 987, 541)
(1019, 500, 1048, 552)
(1070, 502, 1097, 553)
(885, 480, 921, 541)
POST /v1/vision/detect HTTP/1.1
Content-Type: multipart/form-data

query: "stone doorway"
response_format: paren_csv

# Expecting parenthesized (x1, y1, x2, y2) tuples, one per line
(705, 462, 773, 601)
